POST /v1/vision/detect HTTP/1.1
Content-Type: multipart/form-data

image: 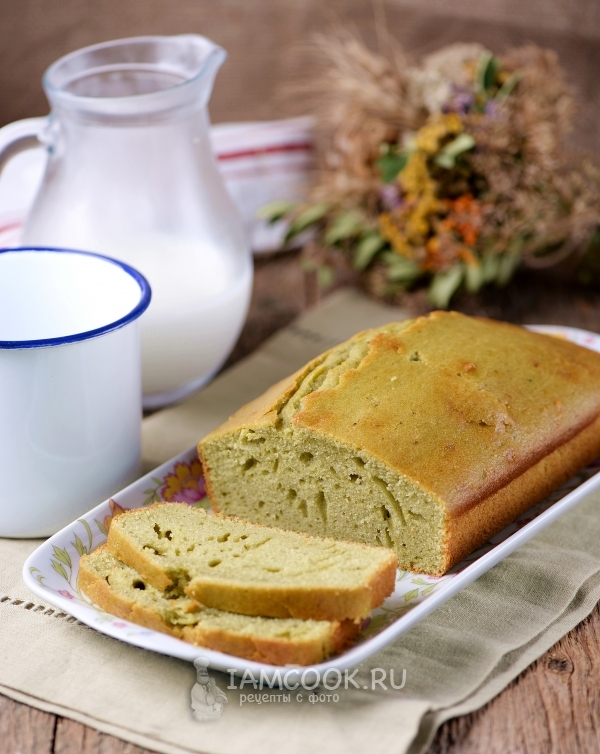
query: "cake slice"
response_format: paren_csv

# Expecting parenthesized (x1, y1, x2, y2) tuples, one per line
(106, 503, 397, 621)
(80, 545, 360, 665)
(198, 311, 600, 576)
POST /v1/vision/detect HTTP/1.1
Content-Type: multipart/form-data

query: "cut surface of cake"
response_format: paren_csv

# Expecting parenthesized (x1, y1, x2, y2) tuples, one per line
(198, 312, 600, 575)
(106, 503, 397, 620)
(79, 545, 360, 665)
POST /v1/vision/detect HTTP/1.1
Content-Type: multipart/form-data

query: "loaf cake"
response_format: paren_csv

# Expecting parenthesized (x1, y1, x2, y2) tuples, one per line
(198, 311, 600, 575)
(80, 546, 359, 665)
(106, 503, 397, 620)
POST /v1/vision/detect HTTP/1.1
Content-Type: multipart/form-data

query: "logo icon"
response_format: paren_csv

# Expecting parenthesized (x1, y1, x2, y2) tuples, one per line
(191, 656, 228, 721)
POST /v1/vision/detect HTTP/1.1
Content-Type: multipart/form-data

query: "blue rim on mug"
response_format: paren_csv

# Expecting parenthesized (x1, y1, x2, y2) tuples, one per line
(0, 246, 152, 350)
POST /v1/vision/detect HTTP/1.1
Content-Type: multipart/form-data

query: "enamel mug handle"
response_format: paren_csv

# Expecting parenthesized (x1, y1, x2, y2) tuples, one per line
(0, 117, 48, 173)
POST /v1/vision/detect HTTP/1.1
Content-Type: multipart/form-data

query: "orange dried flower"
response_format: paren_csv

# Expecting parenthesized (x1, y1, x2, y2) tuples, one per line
(444, 194, 482, 248)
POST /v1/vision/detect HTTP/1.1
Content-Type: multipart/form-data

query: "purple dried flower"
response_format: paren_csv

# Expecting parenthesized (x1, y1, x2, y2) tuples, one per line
(485, 99, 499, 118)
(379, 183, 403, 210)
(444, 92, 474, 114)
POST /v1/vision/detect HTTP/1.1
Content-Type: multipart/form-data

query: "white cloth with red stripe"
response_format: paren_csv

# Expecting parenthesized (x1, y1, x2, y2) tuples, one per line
(0, 116, 314, 253)
(211, 117, 314, 252)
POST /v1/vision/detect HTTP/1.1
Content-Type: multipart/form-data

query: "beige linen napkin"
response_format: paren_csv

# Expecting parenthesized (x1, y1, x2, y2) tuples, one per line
(2, 289, 600, 754)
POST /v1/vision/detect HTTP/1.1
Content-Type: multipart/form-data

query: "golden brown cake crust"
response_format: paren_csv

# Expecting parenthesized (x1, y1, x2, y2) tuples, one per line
(186, 576, 392, 622)
(440, 411, 600, 574)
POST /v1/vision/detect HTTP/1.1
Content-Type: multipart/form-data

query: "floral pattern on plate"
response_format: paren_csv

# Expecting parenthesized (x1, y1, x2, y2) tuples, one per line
(142, 457, 207, 507)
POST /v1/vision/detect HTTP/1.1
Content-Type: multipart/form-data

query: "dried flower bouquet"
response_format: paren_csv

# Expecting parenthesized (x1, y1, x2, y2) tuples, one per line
(263, 35, 600, 307)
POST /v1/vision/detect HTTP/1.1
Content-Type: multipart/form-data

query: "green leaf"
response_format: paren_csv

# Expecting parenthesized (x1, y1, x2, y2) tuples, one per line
(434, 133, 476, 169)
(411, 577, 431, 585)
(385, 257, 422, 283)
(192, 498, 211, 511)
(360, 613, 391, 638)
(95, 518, 108, 536)
(496, 251, 521, 287)
(317, 265, 334, 288)
(52, 545, 71, 568)
(51, 559, 68, 580)
(475, 50, 498, 95)
(323, 211, 363, 245)
(381, 250, 399, 265)
(403, 589, 419, 602)
(300, 258, 317, 273)
(465, 262, 485, 293)
(421, 584, 437, 596)
(29, 566, 46, 585)
(284, 203, 330, 242)
(73, 535, 87, 556)
(256, 199, 297, 223)
(484, 57, 499, 91)
(353, 233, 386, 271)
(77, 519, 94, 550)
(481, 253, 501, 283)
(151, 477, 163, 485)
(377, 152, 408, 184)
(496, 70, 521, 102)
(428, 265, 465, 308)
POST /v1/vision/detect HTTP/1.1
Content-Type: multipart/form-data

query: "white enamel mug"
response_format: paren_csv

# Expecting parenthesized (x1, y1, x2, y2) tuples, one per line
(0, 247, 151, 537)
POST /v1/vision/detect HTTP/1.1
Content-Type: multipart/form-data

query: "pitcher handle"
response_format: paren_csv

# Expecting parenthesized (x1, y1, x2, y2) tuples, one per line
(0, 117, 48, 173)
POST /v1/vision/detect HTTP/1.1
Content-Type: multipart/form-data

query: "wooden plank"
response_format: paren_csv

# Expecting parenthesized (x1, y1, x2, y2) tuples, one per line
(0, 693, 56, 754)
(428, 601, 600, 753)
(53, 718, 150, 754)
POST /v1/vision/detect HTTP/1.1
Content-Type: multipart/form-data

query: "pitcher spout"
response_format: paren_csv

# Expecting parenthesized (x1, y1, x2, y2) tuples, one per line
(177, 34, 227, 107)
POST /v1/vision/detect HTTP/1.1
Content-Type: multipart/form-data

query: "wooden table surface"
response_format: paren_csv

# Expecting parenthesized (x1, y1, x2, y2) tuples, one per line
(5, 250, 600, 754)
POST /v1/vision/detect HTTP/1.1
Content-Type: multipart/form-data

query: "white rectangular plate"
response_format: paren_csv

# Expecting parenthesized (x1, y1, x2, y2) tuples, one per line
(23, 325, 600, 679)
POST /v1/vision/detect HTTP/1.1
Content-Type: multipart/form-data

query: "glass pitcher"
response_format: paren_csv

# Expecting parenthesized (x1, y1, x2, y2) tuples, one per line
(0, 35, 252, 408)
